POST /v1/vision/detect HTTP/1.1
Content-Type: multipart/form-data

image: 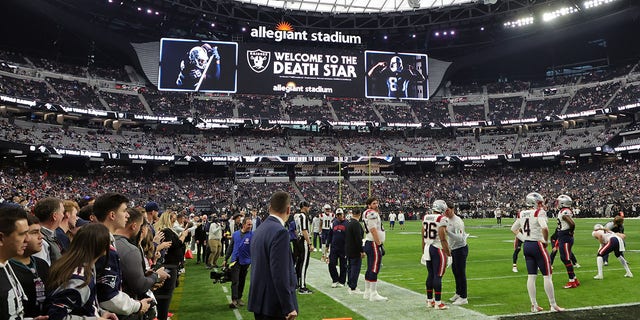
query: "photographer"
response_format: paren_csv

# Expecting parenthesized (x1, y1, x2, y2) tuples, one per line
(224, 217, 253, 309)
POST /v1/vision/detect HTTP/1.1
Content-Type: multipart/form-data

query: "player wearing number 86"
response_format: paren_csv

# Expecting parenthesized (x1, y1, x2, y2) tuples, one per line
(511, 192, 565, 313)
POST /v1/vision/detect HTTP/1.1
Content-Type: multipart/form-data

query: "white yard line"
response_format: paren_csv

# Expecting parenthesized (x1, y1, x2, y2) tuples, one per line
(222, 286, 243, 320)
(304, 258, 495, 320)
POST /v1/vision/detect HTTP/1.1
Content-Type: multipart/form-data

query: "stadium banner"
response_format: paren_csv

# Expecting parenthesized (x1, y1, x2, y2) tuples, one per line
(237, 43, 364, 97)
(158, 38, 238, 93)
(365, 50, 429, 100)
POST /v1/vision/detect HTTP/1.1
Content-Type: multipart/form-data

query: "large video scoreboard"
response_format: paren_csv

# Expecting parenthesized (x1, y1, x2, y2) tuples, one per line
(157, 27, 429, 100)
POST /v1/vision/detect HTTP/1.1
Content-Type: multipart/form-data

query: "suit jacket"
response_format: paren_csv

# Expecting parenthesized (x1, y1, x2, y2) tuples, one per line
(248, 215, 298, 318)
(194, 222, 208, 242)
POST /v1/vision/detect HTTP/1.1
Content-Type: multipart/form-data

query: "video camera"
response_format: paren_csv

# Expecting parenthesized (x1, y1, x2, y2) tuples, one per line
(210, 266, 231, 284)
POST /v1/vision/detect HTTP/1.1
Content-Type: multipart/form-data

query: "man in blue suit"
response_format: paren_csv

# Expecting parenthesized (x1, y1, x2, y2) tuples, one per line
(248, 191, 299, 320)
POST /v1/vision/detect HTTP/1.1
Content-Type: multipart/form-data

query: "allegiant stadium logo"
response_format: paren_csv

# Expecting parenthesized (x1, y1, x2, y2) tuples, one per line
(247, 49, 271, 73)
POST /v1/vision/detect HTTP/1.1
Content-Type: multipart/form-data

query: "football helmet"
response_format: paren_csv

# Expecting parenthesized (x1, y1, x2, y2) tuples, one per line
(323, 204, 331, 210)
(389, 56, 403, 72)
(432, 200, 448, 213)
(189, 46, 208, 69)
(525, 192, 544, 207)
(593, 224, 604, 231)
(556, 195, 572, 208)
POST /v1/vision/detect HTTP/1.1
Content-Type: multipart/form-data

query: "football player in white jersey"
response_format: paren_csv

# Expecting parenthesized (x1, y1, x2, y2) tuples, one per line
(554, 195, 579, 289)
(592, 224, 632, 279)
(424, 200, 453, 310)
(362, 197, 387, 302)
(320, 204, 334, 262)
(511, 192, 564, 313)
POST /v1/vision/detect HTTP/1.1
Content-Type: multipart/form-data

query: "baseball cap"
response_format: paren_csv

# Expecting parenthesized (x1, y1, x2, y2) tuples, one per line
(145, 202, 160, 212)
(335, 208, 344, 215)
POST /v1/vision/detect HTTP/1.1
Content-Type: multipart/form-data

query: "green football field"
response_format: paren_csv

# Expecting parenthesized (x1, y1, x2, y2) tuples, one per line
(170, 218, 638, 319)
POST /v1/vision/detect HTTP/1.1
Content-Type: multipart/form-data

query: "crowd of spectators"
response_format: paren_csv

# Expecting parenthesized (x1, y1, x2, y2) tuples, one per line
(486, 80, 530, 94)
(411, 99, 451, 123)
(565, 81, 621, 114)
(46, 77, 104, 110)
(522, 97, 568, 119)
(331, 99, 380, 122)
(236, 95, 283, 119)
(488, 96, 524, 121)
(609, 83, 640, 107)
(142, 88, 192, 116)
(192, 98, 236, 118)
(100, 90, 147, 113)
(452, 104, 485, 122)
(376, 104, 415, 123)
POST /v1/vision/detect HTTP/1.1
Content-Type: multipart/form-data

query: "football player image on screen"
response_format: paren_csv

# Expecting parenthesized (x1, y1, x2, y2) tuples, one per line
(367, 55, 425, 98)
(176, 43, 221, 91)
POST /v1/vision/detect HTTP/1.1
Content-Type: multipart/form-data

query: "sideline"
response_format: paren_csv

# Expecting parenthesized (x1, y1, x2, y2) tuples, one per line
(305, 258, 495, 320)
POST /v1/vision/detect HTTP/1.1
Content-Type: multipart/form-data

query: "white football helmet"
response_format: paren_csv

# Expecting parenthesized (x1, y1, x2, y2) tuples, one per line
(432, 200, 448, 213)
(525, 192, 544, 207)
(389, 56, 403, 72)
(323, 204, 331, 210)
(189, 46, 208, 69)
(556, 195, 572, 208)
(593, 224, 604, 230)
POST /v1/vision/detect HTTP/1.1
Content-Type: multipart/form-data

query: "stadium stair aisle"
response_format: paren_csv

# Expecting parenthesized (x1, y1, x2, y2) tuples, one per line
(305, 258, 494, 320)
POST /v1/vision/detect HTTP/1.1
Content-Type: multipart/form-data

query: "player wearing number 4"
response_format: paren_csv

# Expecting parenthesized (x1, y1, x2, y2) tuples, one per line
(511, 192, 564, 313)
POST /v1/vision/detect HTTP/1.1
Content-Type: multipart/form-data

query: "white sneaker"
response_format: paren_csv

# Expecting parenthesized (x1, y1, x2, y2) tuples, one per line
(512, 266, 518, 273)
(369, 292, 388, 302)
(331, 282, 338, 288)
(348, 288, 364, 295)
(337, 283, 344, 287)
(449, 294, 460, 302)
(426, 300, 435, 308)
(531, 305, 543, 313)
(363, 290, 371, 300)
(625, 272, 634, 278)
(452, 298, 468, 305)
(594, 274, 603, 280)
(574, 263, 581, 268)
(551, 305, 565, 312)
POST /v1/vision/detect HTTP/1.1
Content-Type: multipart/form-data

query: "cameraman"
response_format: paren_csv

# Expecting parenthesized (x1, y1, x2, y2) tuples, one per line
(224, 217, 253, 309)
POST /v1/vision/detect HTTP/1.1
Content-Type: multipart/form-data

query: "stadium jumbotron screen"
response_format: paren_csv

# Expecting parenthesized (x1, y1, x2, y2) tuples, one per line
(237, 43, 364, 97)
(158, 38, 238, 93)
(365, 50, 429, 100)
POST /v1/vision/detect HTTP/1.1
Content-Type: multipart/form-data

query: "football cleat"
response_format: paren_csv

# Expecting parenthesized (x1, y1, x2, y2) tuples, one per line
(426, 300, 435, 308)
(625, 272, 634, 278)
(331, 282, 339, 288)
(512, 266, 518, 273)
(563, 281, 578, 289)
(551, 305, 565, 312)
(434, 303, 449, 310)
(594, 274, 603, 280)
(449, 294, 460, 302)
(369, 293, 388, 302)
(531, 305, 544, 313)
(574, 278, 581, 286)
(452, 298, 468, 305)
(573, 263, 581, 268)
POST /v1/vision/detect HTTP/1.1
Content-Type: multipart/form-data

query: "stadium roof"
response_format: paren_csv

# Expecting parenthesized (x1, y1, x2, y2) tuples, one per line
(233, 0, 477, 13)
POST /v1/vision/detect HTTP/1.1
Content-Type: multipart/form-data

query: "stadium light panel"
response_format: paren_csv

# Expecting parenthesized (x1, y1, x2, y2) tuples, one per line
(542, 6, 579, 22)
(503, 16, 534, 28)
(584, 0, 618, 9)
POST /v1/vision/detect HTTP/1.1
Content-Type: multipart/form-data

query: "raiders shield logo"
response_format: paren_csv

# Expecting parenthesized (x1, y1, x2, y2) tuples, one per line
(247, 49, 271, 73)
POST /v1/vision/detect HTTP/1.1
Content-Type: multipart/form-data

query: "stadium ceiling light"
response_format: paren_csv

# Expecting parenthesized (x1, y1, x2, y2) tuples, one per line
(584, 0, 617, 9)
(503, 16, 534, 28)
(542, 6, 579, 22)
